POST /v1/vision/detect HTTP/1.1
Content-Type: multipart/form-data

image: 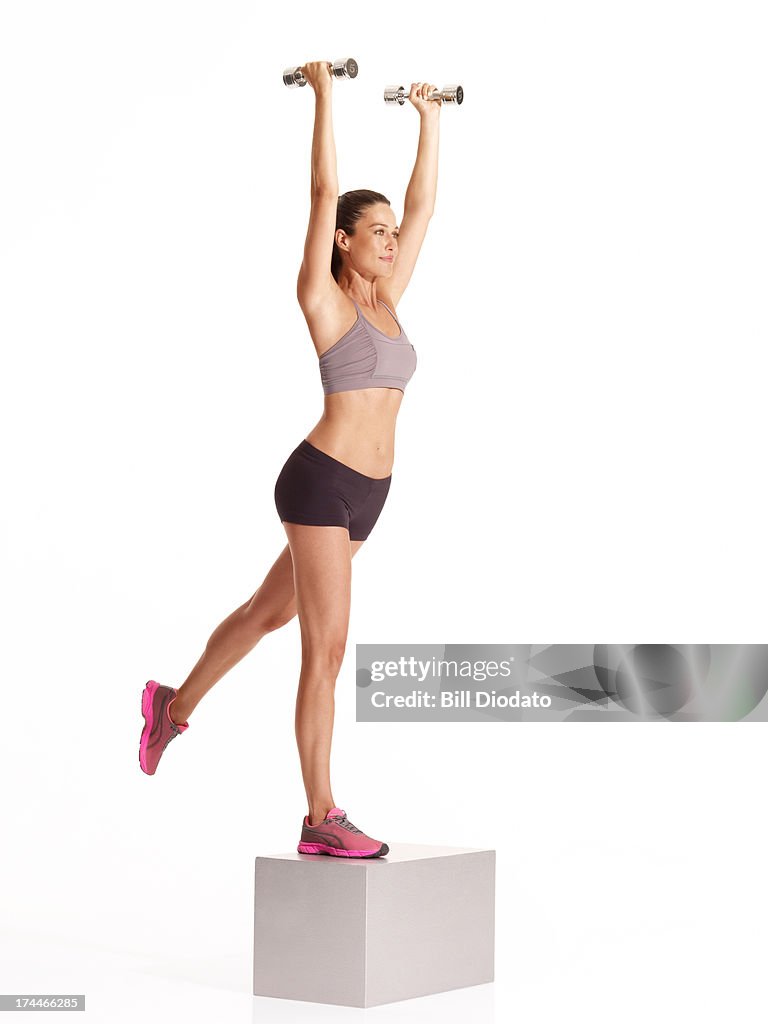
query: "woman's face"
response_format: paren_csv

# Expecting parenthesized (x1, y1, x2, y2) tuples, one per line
(340, 204, 400, 278)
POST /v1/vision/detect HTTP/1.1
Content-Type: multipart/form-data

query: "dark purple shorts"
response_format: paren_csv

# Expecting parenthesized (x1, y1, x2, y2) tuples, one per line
(274, 440, 392, 542)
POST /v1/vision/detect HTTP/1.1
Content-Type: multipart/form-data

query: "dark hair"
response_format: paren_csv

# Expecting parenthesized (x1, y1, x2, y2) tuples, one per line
(331, 189, 391, 282)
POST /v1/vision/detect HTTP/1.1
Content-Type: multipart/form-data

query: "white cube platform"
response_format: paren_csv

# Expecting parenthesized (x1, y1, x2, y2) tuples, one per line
(253, 842, 495, 1008)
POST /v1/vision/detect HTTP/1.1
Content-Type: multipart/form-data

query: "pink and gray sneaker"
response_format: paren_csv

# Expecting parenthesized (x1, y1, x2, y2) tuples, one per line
(139, 680, 189, 775)
(297, 808, 389, 858)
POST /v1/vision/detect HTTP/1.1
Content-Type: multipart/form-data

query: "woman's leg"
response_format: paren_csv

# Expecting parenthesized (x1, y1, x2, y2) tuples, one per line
(284, 522, 354, 827)
(170, 538, 364, 723)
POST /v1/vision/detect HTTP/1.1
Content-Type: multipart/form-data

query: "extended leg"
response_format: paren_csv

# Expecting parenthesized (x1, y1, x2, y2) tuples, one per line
(284, 523, 354, 826)
(170, 539, 363, 723)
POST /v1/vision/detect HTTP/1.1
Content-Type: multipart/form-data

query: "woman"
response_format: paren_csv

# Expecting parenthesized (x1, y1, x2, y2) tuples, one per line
(139, 61, 440, 858)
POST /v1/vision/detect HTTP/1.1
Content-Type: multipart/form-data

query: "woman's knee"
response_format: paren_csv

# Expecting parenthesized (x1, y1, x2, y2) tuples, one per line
(261, 597, 297, 634)
(300, 638, 348, 679)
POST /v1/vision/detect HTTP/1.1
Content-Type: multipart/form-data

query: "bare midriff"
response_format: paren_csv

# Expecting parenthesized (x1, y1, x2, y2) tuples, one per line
(304, 387, 404, 479)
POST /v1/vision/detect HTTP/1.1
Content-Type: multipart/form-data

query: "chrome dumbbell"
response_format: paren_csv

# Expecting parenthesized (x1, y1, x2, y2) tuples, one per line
(283, 58, 359, 88)
(384, 84, 463, 105)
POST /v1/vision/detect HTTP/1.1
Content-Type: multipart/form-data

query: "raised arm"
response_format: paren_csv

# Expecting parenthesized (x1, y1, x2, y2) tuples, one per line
(385, 84, 440, 306)
(404, 87, 439, 214)
(296, 63, 340, 314)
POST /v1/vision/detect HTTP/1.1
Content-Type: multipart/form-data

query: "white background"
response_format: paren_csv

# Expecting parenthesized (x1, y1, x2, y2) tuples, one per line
(1, 1, 766, 1021)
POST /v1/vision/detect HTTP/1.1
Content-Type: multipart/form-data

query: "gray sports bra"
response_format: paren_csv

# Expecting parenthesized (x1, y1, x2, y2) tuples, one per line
(319, 299, 418, 396)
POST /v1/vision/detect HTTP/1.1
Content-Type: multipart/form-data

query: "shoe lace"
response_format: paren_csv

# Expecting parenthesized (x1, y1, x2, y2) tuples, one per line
(327, 812, 363, 834)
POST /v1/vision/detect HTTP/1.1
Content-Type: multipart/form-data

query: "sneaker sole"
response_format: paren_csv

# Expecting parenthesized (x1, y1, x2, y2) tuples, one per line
(139, 680, 159, 775)
(297, 842, 389, 858)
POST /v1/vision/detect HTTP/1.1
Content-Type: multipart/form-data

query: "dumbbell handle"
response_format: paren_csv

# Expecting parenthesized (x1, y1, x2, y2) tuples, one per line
(384, 84, 464, 105)
(283, 58, 359, 88)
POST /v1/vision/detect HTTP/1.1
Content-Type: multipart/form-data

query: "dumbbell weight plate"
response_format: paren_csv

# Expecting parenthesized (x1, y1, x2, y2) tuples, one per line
(383, 83, 464, 104)
(283, 58, 359, 88)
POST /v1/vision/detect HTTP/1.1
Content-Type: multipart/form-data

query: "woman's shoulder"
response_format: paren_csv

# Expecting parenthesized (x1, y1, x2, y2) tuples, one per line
(375, 291, 400, 317)
(298, 278, 359, 359)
